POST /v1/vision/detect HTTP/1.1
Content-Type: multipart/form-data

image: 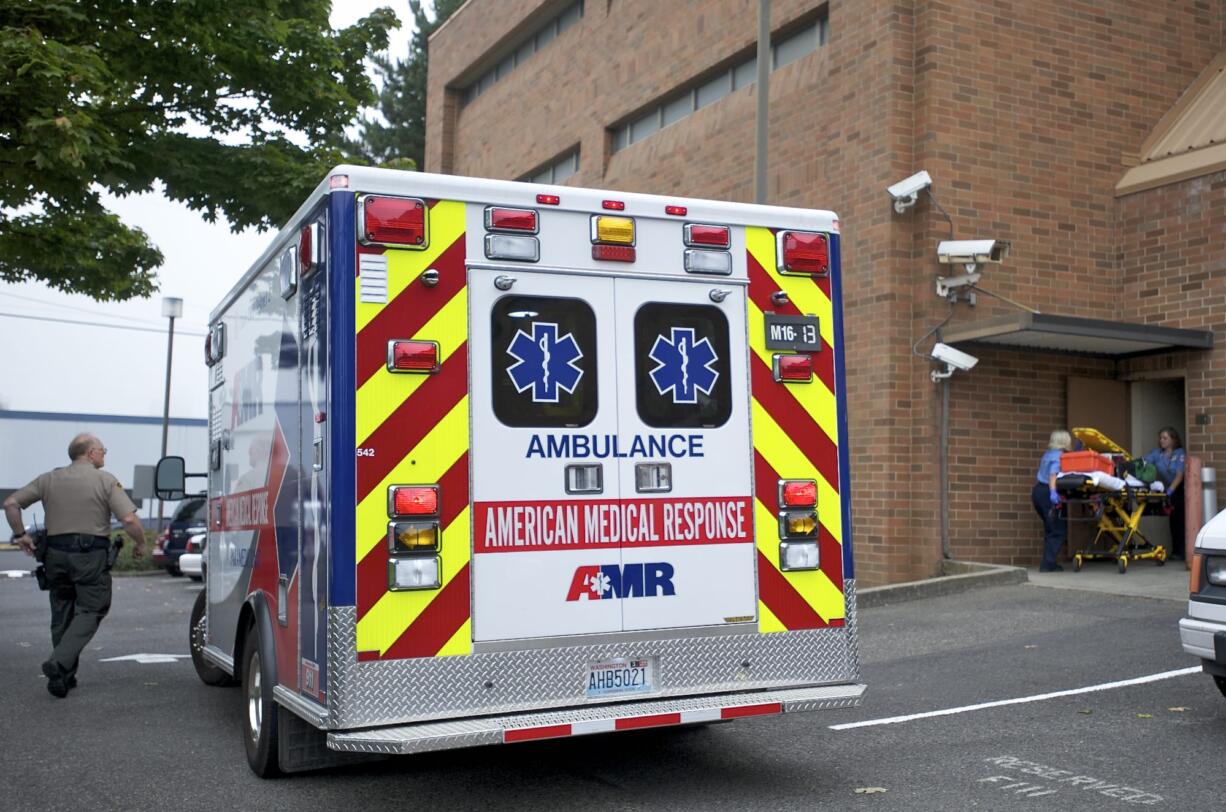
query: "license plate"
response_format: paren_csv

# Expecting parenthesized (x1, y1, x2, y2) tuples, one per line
(585, 658, 654, 699)
(764, 313, 822, 351)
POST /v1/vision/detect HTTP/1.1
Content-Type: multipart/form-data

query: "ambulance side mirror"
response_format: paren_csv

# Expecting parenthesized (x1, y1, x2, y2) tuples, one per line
(155, 456, 187, 501)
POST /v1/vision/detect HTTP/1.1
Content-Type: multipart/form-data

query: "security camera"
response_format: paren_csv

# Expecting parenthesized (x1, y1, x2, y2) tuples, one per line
(937, 239, 1010, 266)
(931, 342, 978, 372)
(887, 170, 932, 213)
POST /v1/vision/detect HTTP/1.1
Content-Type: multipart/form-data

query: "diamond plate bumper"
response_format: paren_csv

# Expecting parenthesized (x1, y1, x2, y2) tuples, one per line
(327, 682, 865, 755)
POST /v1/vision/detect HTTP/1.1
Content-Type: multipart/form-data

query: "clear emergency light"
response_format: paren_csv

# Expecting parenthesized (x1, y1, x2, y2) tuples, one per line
(772, 354, 813, 383)
(780, 541, 820, 571)
(360, 195, 427, 248)
(684, 249, 732, 276)
(778, 231, 830, 276)
(388, 485, 439, 517)
(388, 556, 441, 591)
(387, 340, 440, 373)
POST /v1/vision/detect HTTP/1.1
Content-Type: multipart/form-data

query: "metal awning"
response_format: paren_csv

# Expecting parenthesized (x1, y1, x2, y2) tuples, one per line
(941, 313, 1214, 357)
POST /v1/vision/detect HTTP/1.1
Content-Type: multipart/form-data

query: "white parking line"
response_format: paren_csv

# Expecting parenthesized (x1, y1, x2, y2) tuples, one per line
(830, 666, 1202, 731)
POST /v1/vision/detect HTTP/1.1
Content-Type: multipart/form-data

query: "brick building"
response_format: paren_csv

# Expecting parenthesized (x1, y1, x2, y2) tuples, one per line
(425, 0, 1226, 585)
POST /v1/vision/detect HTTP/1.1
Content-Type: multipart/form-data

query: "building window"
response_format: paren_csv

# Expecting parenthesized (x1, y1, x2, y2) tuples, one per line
(611, 14, 828, 153)
(523, 148, 580, 184)
(465, 1, 583, 104)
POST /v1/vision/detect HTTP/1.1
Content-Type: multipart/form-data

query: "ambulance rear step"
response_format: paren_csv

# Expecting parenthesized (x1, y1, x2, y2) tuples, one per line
(326, 683, 865, 755)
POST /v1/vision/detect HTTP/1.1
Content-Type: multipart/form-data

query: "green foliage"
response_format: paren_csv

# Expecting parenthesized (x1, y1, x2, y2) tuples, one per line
(350, 0, 464, 170)
(0, 0, 398, 300)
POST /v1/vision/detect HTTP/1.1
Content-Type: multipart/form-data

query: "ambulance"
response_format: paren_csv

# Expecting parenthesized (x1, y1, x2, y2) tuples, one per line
(155, 166, 863, 776)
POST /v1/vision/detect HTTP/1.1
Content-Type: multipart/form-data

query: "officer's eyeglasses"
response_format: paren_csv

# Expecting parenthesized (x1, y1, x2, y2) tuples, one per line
(92, 447, 107, 455)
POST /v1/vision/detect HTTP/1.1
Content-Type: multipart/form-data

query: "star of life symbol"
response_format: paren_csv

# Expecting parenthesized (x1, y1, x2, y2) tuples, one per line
(506, 321, 584, 403)
(648, 327, 719, 404)
(588, 571, 612, 598)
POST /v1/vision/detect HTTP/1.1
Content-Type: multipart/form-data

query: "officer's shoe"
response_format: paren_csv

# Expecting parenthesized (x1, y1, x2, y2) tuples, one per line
(42, 660, 69, 698)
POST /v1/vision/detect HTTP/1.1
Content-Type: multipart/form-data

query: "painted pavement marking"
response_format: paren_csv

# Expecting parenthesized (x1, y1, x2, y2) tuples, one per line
(99, 654, 191, 665)
(830, 666, 1201, 730)
(977, 756, 1164, 805)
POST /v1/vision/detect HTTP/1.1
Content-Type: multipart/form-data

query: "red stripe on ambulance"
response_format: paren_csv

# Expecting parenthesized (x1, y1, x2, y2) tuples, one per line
(355, 345, 468, 502)
(749, 356, 840, 493)
(380, 563, 471, 660)
(501, 702, 782, 744)
(473, 496, 753, 553)
(354, 235, 466, 388)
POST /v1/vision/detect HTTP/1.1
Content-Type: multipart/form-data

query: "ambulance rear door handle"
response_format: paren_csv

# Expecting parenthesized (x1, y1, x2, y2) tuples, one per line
(709, 288, 730, 303)
(494, 275, 516, 290)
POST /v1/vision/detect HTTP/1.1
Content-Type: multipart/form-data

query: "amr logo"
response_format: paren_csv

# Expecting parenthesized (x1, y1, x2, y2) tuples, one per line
(566, 563, 677, 601)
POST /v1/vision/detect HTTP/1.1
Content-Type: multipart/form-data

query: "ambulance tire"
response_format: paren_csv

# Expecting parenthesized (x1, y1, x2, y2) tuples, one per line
(241, 621, 282, 778)
(190, 590, 237, 687)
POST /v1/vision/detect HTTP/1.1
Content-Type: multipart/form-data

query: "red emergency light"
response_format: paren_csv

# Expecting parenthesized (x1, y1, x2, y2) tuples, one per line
(299, 225, 313, 273)
(602, 200, 625, 211)
(536, 194, 560, 205)
(361, 195, 427, 247)
(665, 205, 688, 216)
(387, 340, 439, 373)
(485, 207, 538, 233)
(684, 224, 731, 248)
(779, 479, 817, 508)
(780, 231, 829, 276)
(773, 353, 813, 383)
(592, 244, 636, 262)
(389, 486, 439, 518)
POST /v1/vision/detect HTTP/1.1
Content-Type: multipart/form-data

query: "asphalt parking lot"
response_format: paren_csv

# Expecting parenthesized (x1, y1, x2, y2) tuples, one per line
(1, 549, 1220, 810)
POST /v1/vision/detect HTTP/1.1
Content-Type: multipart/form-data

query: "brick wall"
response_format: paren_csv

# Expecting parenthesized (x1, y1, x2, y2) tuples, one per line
(1118, 171, 1226, 491)
(426, 0, 1225, 584)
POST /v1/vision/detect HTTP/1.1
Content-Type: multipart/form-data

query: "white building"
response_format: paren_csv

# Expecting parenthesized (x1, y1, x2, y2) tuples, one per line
(0, 410, 207, 529)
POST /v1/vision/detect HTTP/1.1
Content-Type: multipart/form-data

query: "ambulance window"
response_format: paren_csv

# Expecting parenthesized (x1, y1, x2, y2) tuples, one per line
(492, 295, 598, 427)
(634, 303, 731, 428)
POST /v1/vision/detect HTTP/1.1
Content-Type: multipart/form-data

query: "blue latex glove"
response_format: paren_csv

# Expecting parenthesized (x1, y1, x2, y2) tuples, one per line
(1049, 489, 1060, 506)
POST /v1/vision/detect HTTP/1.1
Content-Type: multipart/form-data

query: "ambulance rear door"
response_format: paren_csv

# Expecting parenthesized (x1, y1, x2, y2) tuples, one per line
(469, 268, 623, 641)
(612, 277, 757, 632)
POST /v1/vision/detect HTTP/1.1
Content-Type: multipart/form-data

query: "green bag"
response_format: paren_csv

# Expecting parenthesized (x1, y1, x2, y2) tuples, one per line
(1126, 459, 1158, 484)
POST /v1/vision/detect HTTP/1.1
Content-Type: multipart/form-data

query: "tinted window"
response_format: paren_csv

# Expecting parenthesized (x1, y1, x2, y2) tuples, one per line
(175, 498, 207, 524)
(634, 303, 731, 428)
(492, 295, 598, 427)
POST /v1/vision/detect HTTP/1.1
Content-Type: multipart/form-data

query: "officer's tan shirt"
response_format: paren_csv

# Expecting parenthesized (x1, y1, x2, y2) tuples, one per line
(12, 461, 138, 536)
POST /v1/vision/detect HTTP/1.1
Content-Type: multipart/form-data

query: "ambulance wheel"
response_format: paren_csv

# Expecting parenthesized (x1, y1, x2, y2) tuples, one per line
(1117, 557, 1129, 574)
(241, 624, 282, 777)
(190, 590, 236, 687)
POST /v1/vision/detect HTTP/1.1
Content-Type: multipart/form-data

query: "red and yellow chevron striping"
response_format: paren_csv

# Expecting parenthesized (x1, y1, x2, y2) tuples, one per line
(746, 226, 846, 632)
(354, 200, 472, 660)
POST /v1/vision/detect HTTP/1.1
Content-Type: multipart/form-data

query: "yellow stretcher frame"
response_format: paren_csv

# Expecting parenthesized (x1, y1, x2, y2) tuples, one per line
(1062, 428, 1171, 574)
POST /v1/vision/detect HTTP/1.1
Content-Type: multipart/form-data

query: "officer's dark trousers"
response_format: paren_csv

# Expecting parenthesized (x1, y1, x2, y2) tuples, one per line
(44, 547, 112, 679)
(1031, 481, 1066, 570)
(1168, 485, 1186, 559)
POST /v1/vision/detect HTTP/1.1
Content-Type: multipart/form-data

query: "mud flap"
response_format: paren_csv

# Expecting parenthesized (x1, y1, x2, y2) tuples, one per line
(277, 709, 383, 773)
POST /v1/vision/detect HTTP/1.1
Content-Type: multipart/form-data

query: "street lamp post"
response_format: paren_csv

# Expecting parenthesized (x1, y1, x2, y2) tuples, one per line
(157, 296, 183, 532)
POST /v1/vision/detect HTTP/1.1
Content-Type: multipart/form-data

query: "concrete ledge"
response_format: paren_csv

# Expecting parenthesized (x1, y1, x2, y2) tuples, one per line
(858, 560, 1028, 608)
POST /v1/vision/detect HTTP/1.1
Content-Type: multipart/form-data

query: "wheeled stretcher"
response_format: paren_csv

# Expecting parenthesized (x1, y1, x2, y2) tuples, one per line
(1055, 428, 1170, 574)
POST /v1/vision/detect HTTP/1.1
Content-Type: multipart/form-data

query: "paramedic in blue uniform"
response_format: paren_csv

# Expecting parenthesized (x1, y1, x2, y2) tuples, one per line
(1144, 426, 1187, 559)
(1033, 429, 1072, 572)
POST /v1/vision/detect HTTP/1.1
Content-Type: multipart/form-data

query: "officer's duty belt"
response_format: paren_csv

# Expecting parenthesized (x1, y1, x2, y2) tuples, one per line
(46, 534, 111, 551)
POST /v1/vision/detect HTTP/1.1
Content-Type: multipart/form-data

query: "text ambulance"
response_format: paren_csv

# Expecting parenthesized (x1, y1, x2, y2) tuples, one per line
(160, 166, 863, 776)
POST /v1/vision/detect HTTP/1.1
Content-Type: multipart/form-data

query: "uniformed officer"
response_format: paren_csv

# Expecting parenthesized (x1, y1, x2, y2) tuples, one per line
(3, 433, 148, 698)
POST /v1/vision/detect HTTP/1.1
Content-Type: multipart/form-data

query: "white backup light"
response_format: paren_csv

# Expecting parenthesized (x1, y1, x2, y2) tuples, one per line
(484, 234, 540, 262)
(684, 248, 733, 275)
(780, 541, 820, 572)
(389, 556, 441, 591)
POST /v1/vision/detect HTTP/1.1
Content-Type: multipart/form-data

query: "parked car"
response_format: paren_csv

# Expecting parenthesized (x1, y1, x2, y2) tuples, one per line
(1180, 508, 1226, 697)
(152, 498, 207, 576)
(178, 533, 206, 582)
